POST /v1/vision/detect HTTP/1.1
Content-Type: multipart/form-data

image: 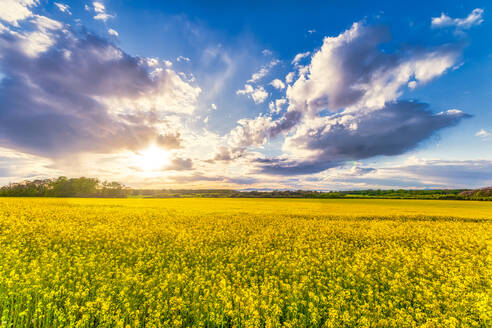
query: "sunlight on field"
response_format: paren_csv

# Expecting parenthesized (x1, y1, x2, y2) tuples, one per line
(0, 198, 490, 327)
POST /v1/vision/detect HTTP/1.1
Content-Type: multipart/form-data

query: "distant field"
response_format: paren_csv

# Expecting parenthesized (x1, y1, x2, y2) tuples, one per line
(0, 198, 490, 327)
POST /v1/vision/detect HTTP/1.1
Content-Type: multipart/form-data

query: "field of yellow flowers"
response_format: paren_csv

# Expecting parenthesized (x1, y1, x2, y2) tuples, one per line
(0, 198, 490, 327)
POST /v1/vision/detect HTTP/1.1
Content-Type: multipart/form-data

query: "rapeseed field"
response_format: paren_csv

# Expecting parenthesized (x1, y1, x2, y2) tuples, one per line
(0, 198, 490, 327)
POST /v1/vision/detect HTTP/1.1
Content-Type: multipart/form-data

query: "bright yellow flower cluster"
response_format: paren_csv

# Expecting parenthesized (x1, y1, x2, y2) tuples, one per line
(0, 198, 490, 327)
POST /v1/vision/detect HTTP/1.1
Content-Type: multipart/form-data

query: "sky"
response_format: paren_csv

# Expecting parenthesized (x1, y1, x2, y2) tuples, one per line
(0, 0, 491, 190)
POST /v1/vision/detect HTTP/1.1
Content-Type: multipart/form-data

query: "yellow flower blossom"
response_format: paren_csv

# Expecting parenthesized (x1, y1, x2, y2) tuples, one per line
(0, 197, 490, 327)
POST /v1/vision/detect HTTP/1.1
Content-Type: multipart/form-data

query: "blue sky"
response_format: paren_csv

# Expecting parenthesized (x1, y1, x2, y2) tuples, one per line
(0, 0, 491, 189)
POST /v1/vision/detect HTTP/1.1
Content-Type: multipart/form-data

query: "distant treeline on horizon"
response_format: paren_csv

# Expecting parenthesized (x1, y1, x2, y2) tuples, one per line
(1, 177, 492, 201)
(0, 177, 128, 198)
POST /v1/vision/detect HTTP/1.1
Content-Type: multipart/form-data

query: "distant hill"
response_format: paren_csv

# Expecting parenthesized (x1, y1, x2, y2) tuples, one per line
(459, 187, 492, 198)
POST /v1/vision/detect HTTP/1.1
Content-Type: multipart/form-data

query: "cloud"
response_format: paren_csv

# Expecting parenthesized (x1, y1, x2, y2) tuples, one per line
(348, 166, 377, 176)
(269, 98, 287, 114)
(165, 157, 193, 170)
(156, 133, 183, 149)
(285, 72, 295, 84)
(145, 57, 159, 66)
(94, 13, 114, 21)
(93, 1, 105, 13)
(431, 8, 484, 29)
(476, 129, 490, 138)
(197, 44, 237, 105)
(247, 59, 279, 83)
(107, 28, 119, 36)
(270, 79, 285, 90)
(225, 177, 258, 185)
(213, 146, 233, 161)
(228, 115, 274, 149)
(257, 102, 470, 175)
(33, 15, 63, 30)
(0, 0, 37, 26)
(211, 103, 217, 110)
(262, 49, 272, 56)
(375, 159, 492, 189)
(0, 147, 58, 182)
(236, 84, 269, 104)
(224, 22, 467, 174)
(237, 59, 281, 104)
(287, 22, 460, 114)
(291, 51, 310, 65)
(168, 174, 223, 183)
(0, 24, 201, 157)
(166, 173, 258, 185)
(248, 68, 269, 83)
(177, 55, 190, 62)
(54, 2, 71, 15)
(312, 158, 492, 190)
(89, 1, 114, 21)
(228, 110, 303, 150)
(3, 15, 63, 58)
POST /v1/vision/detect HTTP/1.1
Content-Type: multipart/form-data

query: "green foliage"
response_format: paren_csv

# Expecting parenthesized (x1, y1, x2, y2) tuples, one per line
(0, 177, 129, 197)
(132, 188, 492, 201)
(2, 177, 492, 201)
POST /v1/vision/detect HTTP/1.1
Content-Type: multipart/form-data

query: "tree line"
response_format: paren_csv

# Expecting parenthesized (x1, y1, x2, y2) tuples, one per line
(0, 177, 129, 197)
(130, 188, 492, 200)
(1, 177, 491, 200)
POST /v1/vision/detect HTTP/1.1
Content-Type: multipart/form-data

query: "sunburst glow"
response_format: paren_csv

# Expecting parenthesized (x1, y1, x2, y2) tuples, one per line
(134, 145, 170, 172)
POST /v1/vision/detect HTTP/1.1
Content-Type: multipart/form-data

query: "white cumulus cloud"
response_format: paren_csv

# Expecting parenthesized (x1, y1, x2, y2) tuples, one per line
(0, 0, 37, 26)
(177, 56, 191, 62)
(287, 22, 460, 114)
(54, 2, 71, 15)
(247, 59, 280, 83)
(108, 28, 119, 36)
(270, 79, 285, 90)
(431, 8, 484, 29)
(292, 51, 310, 65)
(476, 129, 490, 138)
(90, 1, 114, 21)
(285, 72, 295, 84)
(236, 84, 269, 104)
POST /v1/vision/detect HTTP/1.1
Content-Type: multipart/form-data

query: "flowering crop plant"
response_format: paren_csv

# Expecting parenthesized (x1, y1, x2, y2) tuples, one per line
(0, 198, 490, 327)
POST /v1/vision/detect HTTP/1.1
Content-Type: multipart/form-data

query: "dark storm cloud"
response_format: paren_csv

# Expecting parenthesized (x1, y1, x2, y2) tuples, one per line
(0, 29, 185, 157)
(348, 167, 377, 176)
(257, 101, 471, 175)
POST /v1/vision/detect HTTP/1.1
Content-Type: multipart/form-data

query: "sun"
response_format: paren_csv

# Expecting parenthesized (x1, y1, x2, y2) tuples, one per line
(134, 145, 170, 172)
